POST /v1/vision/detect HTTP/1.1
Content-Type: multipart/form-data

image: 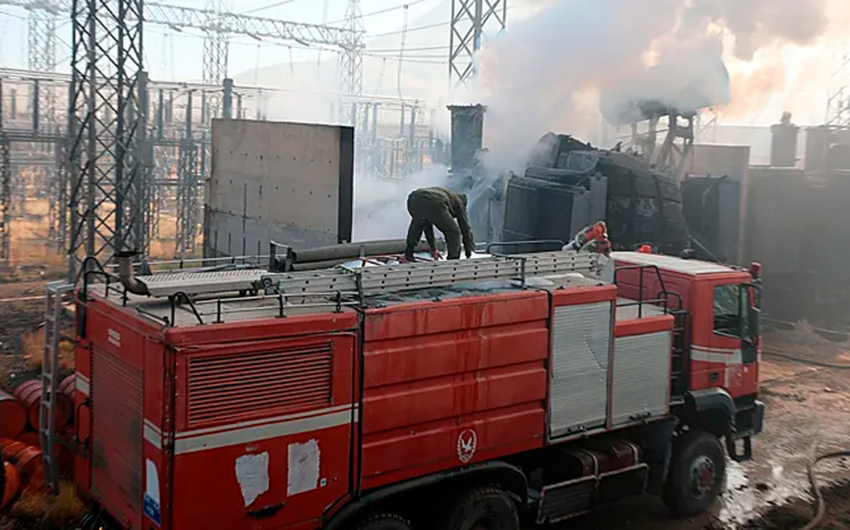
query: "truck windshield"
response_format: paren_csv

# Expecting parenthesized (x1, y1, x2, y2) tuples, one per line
(713, 284, 749, 339)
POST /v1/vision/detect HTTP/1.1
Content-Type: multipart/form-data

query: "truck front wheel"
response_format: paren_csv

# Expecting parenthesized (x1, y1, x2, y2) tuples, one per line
(355, 513, 412, 530)
(441, 487, 519, 530)
(662, 430, 726, 516)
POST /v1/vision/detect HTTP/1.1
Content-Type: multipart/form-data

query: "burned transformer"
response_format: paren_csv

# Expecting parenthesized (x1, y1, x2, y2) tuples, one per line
(499, 133, 690, 255)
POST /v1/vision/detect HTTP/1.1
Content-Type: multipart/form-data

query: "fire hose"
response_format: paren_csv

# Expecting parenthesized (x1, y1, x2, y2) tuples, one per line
(798, 450, 850, 530)
(762, 350, 850, 370)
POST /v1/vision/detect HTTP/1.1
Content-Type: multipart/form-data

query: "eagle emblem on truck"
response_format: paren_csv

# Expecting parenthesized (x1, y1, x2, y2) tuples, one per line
(457, 429, 478, 463)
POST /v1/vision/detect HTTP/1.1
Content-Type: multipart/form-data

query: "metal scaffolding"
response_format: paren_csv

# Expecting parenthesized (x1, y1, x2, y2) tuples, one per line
(449, 0, 506, 88)
(629, 112, 695, 180)
(67, 0, 146, 279)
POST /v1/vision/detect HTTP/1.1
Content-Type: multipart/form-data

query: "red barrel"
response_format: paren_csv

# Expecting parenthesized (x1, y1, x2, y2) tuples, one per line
(1, 440, 27, 456)
(57, 426, 75, 479)
(13, 380, 72, 431)
(59, 374, 76, 424)
(2, 442, 44, 490)
(0, 390, 26, 439)
(59, 374, 75, 401)
(1, 461, 20, 509)
(16, 431, 39, 448)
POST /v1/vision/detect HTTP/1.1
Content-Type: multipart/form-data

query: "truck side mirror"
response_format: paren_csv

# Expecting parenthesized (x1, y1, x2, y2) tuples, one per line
(748, 306, 762, 339)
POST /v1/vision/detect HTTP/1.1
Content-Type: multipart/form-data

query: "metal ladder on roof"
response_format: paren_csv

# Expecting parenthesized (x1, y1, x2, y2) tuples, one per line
(39, 281, 74, 495)
(259, 250, 608, 298)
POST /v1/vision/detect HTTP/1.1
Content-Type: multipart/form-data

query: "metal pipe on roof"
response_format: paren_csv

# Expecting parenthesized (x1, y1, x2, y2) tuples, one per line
(290, 240, 443, 264)
(116, 251, 150, 296)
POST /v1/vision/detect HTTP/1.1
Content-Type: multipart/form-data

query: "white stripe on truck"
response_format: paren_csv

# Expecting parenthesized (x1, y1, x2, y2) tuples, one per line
(171, 405, 358, 455)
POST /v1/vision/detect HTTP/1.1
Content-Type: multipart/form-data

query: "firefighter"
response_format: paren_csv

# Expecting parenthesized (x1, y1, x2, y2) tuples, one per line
(404, 186, 474, 261)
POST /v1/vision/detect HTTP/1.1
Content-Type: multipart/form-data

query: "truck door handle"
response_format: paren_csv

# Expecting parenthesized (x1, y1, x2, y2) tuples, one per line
(247, 502, 285, 519)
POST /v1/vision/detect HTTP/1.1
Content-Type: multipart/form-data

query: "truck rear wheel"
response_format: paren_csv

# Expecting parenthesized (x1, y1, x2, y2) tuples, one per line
(441, 487, 519, 530)
(663, 430, 726, 516)
(355, 513, 413, 530)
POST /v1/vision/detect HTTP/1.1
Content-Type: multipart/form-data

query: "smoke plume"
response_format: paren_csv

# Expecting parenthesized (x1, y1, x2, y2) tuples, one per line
(466, 0, 831, 174)
(350, 0, 834, 243)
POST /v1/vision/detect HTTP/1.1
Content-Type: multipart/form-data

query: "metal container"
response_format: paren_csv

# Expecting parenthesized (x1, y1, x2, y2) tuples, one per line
(1, 441, 44, 490)
(502, 175, 591, 253)
(57, 425, 75, 478)
(447, 104, 485, 175)
(0, 390, 26, 439)
(1, 461, 20, 509)
(59, 374, 76, 424)
(16, 432, 39, 448)
(14, 380, 72, 431)
(769, 115, 799, 167)
(804, 125, 832, 172)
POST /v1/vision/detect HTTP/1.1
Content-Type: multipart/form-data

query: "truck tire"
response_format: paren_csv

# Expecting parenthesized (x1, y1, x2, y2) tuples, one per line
(441, 487, 519, 530)
(662, 430, 726, 516)
(355, 513, 413, 530)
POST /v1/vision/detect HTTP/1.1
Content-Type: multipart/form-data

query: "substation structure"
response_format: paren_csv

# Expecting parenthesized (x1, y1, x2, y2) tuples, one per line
(0, 69, 269, 267)
(347, 97, 442, 179)
(0, 0, 499, 280)
(0, 67, 443, 271)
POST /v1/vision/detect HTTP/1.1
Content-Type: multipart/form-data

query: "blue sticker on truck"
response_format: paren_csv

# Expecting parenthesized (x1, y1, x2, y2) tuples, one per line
(145, 459, 162, 526)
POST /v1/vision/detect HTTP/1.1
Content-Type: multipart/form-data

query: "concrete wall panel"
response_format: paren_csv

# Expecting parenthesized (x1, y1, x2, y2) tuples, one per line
(204, 119, 354, 258)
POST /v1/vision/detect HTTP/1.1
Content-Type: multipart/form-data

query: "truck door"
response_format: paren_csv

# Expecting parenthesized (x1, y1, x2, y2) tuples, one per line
(702, 282, 758, 398)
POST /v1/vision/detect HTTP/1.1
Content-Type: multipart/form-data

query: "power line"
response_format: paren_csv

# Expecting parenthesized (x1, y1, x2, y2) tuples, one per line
(327, 0, 427, 25)
(368, 21, 449, 38)
(0, 9, 24, 20)
(228, 37, 444, 65)
(241, 0, 299, 15)
(371, 53, 447, 59)
(376, 55, 445, 65)
(367, 45, 448, 52)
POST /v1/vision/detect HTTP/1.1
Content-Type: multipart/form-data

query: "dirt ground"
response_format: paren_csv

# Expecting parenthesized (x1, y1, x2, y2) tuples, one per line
(1, 273, 850, 529)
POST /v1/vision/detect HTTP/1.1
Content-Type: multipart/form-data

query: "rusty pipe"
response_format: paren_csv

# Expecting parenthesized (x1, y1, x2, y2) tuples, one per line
(116, 251, 150, 296)
(290, 240, 444, 264)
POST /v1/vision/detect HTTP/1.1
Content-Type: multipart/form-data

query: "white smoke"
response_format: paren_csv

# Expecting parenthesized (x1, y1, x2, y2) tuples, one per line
(600, 41, 732, 126)
(350, 0, 832, 243)
(461, 0, 831, 175)
(352, 165, 451, 241)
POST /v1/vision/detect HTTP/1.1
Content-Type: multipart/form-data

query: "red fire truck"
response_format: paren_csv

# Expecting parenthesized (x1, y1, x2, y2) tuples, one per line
(69, 246, 764, 530)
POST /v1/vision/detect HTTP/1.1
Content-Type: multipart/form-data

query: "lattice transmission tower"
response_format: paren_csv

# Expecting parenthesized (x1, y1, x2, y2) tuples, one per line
(28, 4, 58, 72)
(204, 0, 230, 118)
(68, 0, 146, 280)
(27, 2, 62, 245)
(341, 0, 364, 97)
(449, 0, 506, 89)
(827, 42, 850, 127)
(0, 80, 8, 263)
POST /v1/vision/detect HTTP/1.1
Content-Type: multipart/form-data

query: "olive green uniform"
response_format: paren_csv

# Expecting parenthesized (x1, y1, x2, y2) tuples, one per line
(405, 187, 474, 260)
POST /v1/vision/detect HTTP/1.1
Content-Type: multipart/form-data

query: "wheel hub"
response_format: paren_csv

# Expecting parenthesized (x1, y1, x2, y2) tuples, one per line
(690, 455, 716, 498)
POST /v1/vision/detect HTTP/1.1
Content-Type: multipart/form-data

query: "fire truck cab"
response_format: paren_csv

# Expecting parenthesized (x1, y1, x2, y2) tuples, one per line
(70, 248, 764, 530)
